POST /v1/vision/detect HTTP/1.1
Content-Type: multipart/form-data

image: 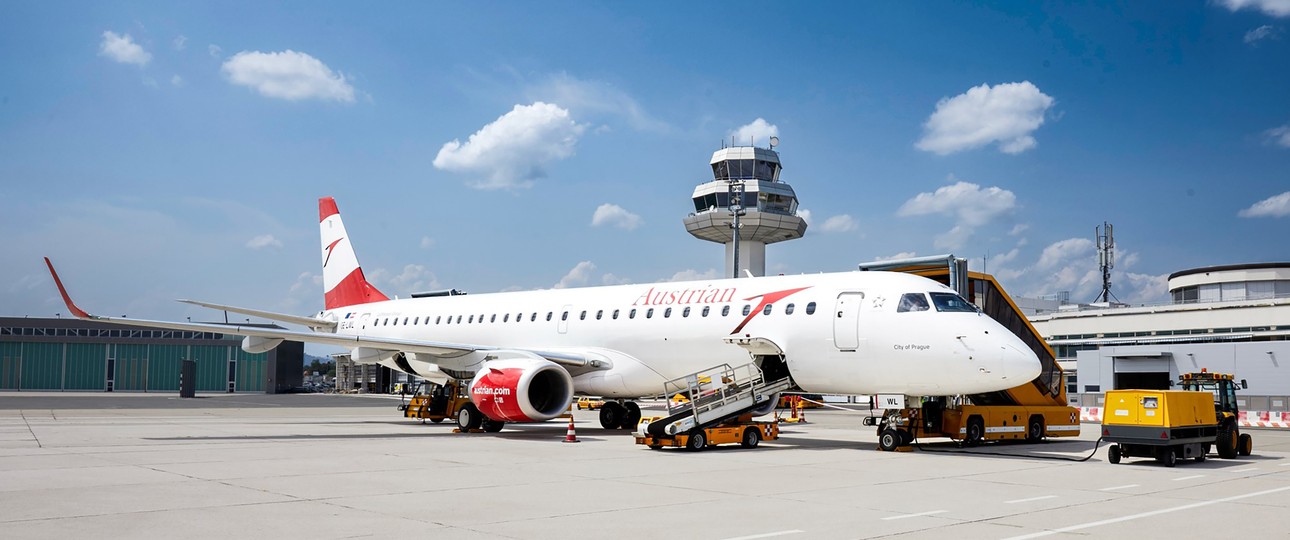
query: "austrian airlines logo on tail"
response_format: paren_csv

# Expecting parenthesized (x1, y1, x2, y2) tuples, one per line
(323, 238, 343, 268)
(730, 286, 812, 334)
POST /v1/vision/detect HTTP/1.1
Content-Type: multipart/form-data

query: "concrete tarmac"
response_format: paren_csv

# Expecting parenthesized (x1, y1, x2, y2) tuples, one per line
(1, 393, 1287, 539)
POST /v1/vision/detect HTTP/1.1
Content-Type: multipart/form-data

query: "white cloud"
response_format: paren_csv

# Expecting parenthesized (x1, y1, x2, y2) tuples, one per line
(796, 209, 812, 225)
(1238, 191, 1290, 217)
(208, 44, 222, 57)
(873, 252, 918, 262)
(818, 214, 858, 233)
(1245, 25, 1279, 44)
(730, 118, 779, 147)
(1036, 238, 1094, 270)
(526, 73, 667, 132)
(170, 75, 184, 87)
(1009, 224, 1030, 236)
(419, 236, 435, 249)
(246, 234, 282, 250)
(173, 35, 188, 51)
(591, 203, 643, 230)
(99, 31, 151, 66)
(221, 50, 356, 103)
(433, 102, 586, 190)
(898, 180, 1016, 249)
(554, 261, 596, 289)
(1265, 125, 1290, 148)
(1121, 272, 1170, 304)
(601, 273, 633, 286)
(668, 268, 720, 282)
(1220, 0, 1290, 17)
(916, 81, 1055, 155)
(369, 264, 441, 294)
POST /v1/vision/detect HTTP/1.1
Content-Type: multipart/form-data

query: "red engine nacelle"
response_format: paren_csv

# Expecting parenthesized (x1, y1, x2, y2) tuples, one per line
(468, 358, 574, 422)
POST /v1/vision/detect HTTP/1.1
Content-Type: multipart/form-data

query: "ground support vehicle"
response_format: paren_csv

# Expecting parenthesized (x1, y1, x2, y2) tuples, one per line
(635, 413, 778, 451)
(858, 257, 1080, 450)
(575, 397, 604, 410)
(1103, 370, 1253, 467)
(635, 362, 791, 451)
(399, 379, 505, 432)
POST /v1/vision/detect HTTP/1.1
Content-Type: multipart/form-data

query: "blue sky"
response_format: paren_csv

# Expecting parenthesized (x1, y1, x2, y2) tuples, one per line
(4, 1, 1290, 330)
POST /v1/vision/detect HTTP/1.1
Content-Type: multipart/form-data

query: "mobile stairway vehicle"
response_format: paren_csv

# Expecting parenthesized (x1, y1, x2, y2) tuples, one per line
(635, 363, 791, 451)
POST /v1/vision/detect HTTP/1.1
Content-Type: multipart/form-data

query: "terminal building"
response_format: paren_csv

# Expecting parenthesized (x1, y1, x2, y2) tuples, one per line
(1029, 263, 1290, 414)
(0, 316, 302, 393)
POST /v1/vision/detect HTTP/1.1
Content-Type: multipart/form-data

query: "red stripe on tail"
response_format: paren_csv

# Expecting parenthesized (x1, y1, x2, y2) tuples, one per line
(319, 197, 340, 222)
(324, 268, 389, 310)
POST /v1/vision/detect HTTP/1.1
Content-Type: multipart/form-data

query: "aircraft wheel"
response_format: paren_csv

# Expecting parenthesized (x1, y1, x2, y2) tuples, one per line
(741, 427, 761, 449)
(1108, 444, 1121, 464)
(879, 428, 902, 452)
(686, 430, 707, 451)
(482, 418, 504, 433)
(457, 403, 483, 431)
(622, 402, 642, 430)
(1238, 433, 1253, 456)
(599, 402, 624, 430)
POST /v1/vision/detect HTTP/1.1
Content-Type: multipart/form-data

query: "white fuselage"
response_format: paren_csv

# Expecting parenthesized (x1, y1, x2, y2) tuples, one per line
(324, 271, 1040, 398)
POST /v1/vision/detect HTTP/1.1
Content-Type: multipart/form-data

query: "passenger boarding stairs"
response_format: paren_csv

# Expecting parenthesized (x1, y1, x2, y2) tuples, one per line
(640, 363, 791, 438)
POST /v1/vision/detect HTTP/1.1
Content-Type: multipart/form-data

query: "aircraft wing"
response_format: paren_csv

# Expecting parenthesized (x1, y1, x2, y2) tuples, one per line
(44, 258, 599, 370)
(177, 299, 337, 330)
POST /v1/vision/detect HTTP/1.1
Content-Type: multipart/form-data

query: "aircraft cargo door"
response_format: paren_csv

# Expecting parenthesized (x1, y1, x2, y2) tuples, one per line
(833, 292, 864, 351)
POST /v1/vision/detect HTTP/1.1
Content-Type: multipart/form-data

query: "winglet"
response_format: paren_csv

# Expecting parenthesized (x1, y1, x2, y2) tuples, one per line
(43, 257, 92, 319)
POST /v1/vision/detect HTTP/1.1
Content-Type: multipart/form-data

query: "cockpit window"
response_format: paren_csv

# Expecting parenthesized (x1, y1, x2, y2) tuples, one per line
(930, 292, 978, 313)
(897, 293, 930, 313)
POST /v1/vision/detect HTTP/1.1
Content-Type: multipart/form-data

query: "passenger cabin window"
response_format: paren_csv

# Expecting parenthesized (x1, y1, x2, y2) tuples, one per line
(806, 302, 816, 315)
(456, 316, 462, 324)
(930, 292, 978, 313)
(612, 309, 620, 320)
(546, 312, 553, 321)
(561, 311, 569, 321)
(403, 317, 409, 325)
(702, 306, 710, 317)
(580, 310, 587, 320)
(503, 314, 509, 323)
(468, 315, 475, 323)
(664, 308, 672, 318)
(530, 313, 537, 322)
(763, 304, 772, 315)
(785, 303, 795, 315)
(722, 306, 730, 316)
(392, 318, 399, 326)
(646, 308, 654, 319)
(742, 305, 751, 316)
(683, 307, 691, 317)
(595, 310, 603, 320)
(897, 293, 931, 313)
(436, 316, 441, 324)
(413, 317, 419, 325)
(490, 314, 496, 323)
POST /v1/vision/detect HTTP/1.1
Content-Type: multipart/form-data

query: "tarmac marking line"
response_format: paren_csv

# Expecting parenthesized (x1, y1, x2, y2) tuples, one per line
(881, 510, 947, 521)
(1098, 484, 1139, 491)
(1000, 485, 1290, 540)
(720, 530, 804, 540)
(1172, 475, 1205, 481)
(1228, 468, 1258, 473)
(1005, 495, 1057, 504)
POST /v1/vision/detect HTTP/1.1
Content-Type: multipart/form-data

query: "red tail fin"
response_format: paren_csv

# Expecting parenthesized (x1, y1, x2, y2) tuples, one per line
(319, 197, 388, 310)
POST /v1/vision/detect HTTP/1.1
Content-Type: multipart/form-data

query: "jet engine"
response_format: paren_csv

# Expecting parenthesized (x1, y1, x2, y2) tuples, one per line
(242, 336, 284, 354)
(469, 357, 574, 422)
(751, 392, 780, 416)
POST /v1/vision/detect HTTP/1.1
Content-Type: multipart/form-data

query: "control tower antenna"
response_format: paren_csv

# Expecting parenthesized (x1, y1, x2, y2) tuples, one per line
(683, 136, 807, 278)
(1095, 221, 1117, 303)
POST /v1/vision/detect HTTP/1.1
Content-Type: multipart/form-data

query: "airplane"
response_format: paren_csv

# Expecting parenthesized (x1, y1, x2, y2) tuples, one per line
(45, 196, 1041, 434)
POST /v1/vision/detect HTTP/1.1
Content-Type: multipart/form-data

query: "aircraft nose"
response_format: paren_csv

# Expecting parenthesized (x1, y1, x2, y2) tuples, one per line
(1003, 343, 1042, 382)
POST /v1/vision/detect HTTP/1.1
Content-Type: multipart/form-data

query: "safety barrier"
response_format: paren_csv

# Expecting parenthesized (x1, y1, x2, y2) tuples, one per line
(1080, 407, 1290, 428)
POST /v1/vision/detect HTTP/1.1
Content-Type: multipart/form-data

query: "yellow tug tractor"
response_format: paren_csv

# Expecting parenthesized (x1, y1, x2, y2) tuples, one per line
(1102, 370, 1252, 467)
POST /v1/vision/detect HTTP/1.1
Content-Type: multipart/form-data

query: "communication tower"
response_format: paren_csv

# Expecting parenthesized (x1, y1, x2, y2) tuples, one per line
(683, 138, 807, 277)
(1096, 221, 1116, 303)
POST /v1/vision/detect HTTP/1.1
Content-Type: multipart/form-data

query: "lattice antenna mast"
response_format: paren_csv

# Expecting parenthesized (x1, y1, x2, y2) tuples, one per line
(1096, 221, 1115, 303)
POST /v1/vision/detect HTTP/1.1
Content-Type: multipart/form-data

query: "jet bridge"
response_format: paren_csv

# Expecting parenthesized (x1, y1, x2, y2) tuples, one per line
(640, 362, 792, 439)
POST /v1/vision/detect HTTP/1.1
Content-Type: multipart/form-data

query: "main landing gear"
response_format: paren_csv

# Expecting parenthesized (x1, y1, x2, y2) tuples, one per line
(599, 401, 642, 430)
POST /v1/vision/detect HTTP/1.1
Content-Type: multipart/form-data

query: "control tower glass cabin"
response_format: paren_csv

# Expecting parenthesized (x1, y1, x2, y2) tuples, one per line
(682, 146, 807, 277)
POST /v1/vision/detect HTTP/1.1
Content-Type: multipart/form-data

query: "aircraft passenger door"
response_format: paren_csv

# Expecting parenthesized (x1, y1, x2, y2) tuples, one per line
(833, 292, 864, 351)
(557, 304, 572, 334)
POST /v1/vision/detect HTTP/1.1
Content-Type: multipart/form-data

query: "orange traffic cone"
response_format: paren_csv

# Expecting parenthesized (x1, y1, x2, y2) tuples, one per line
(563, 406, 580, 443)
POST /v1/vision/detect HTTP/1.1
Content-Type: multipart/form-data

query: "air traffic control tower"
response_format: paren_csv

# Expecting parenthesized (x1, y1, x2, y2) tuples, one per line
(683, 142, 807, 277)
